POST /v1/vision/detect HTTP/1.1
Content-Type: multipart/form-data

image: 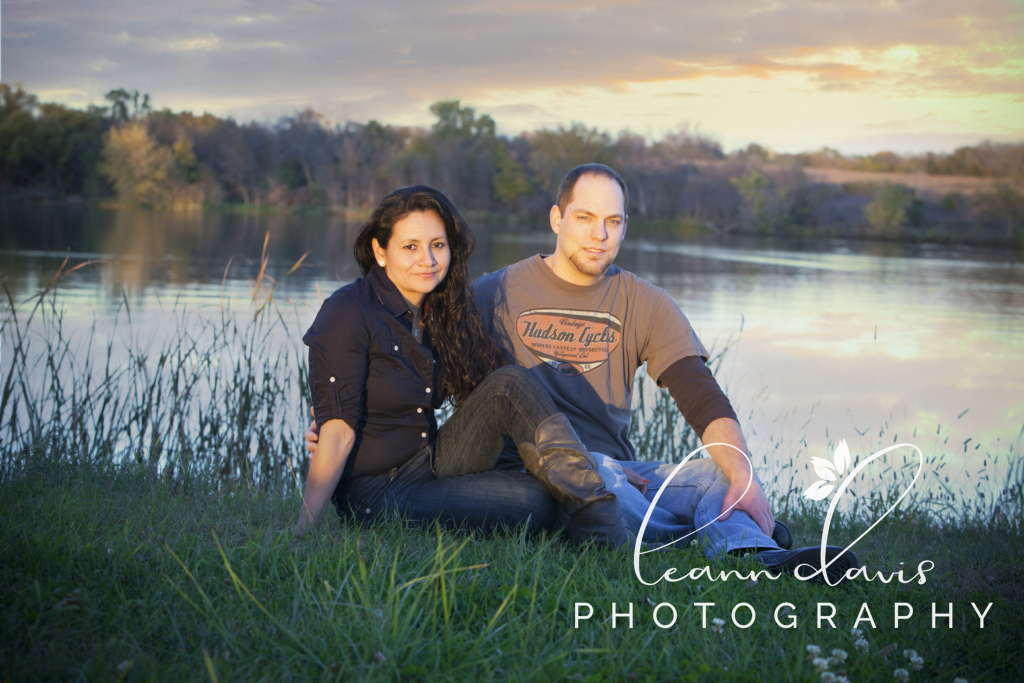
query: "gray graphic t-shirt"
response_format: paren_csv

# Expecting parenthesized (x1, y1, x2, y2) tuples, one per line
(474, 255, 708, 461)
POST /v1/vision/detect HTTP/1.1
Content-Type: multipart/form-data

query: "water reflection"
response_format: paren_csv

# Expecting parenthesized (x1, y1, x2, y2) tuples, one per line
(1, 205, 1022, 498)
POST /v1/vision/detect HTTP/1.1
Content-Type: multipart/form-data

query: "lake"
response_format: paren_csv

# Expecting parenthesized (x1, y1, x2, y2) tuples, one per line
(2, 204, 1022, 498)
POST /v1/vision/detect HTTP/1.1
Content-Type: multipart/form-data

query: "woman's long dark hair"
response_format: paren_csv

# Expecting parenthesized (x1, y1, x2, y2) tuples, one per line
(354, 186, 508, 404)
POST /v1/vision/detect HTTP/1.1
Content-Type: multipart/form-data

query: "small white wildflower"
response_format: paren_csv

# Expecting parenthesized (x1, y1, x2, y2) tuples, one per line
(850, 627, 863, 638)
(821, 672, 836, 683)
(836, 676, 849, 683)
(710, 617, 725, 634)
(909, 656, 924, 671)
(807, 645, 822, 656)
(893, 669, 910, 682)
(855, 637, 870, 654)
(690, 538, 699, 547)
(831, 649, 848, 662)
(903, 649, 918, 660)
(812, 657, 831, 673)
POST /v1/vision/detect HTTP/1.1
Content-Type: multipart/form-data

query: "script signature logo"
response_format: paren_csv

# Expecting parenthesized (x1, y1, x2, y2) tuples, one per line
(633, 440, 927, 587)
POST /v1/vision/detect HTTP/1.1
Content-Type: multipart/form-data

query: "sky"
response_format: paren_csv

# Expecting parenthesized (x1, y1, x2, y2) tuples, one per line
(2, 0, 1023, 155)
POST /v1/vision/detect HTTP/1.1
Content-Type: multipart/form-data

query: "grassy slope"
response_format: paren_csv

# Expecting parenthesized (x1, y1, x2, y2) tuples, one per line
(1, 462, 1020, 682)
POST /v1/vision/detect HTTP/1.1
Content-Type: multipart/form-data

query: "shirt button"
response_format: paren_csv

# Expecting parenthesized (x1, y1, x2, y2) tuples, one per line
(421, 432, 427, 438)
(416, 408, 423, 413)
(394, 345, 398, 351)
(425, 388, 431, 393)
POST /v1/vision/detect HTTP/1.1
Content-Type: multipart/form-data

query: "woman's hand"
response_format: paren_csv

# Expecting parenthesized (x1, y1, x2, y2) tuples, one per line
(305, 407, 320, 456)
(295, 419, 355, 536)
(620, 467, 649, 496)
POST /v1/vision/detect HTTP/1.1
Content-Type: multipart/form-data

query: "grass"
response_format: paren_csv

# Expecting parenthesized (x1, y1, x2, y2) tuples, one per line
(2, 462, 1021, 682)
(1, 261, 1023, 681)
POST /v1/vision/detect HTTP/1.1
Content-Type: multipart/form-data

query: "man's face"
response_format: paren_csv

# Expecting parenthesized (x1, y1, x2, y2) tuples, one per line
(550, 174, 627, 280)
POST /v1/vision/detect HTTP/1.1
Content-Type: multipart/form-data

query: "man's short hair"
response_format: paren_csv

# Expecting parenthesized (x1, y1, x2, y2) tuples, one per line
(556, 163, 629, 215)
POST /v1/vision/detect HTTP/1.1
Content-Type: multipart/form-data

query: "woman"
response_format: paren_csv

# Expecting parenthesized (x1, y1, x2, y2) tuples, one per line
(296, 185, 628, 547)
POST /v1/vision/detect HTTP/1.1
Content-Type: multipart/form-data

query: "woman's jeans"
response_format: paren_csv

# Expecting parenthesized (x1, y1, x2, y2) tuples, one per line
(332, 366, 562, 535)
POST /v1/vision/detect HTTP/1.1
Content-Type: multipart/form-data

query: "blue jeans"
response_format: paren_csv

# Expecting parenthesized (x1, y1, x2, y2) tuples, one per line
(335, 448, 557, 535)
(332, 366, 562, 535)
(594, 454, 779, 556)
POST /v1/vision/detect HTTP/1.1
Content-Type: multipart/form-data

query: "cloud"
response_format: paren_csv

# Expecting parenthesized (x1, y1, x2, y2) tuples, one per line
(2, 0, 1021, 145)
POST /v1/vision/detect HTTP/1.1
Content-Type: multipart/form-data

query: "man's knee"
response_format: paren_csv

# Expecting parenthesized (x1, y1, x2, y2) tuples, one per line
(655, 457, 726, 489)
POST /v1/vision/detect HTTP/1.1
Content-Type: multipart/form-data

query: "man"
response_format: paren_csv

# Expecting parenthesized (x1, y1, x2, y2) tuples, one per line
(472, 164, 857, 579)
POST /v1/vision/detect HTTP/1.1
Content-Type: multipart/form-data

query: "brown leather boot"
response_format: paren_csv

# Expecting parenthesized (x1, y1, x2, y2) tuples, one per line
(517, 414, 630, 549)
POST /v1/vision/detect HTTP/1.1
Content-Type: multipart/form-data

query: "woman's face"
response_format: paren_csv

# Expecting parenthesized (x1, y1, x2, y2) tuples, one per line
(373, 210, 451, 307)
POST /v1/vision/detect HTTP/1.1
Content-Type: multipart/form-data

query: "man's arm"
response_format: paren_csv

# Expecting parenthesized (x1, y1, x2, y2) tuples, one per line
(658, 356, 775, 536)
(295, 419, 355, 536)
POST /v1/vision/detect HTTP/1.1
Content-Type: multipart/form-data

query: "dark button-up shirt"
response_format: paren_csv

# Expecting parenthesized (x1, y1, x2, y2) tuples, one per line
(303, 265, 442, 478)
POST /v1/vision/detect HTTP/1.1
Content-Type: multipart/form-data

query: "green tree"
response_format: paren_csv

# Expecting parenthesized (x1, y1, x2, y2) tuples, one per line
(975, 183, 1024, 241)
(863, 182, 914, 237)
(0, 83, 38, 121)
(172, 137, 201, 184)
(105, 89, 152, 123)
(0, 87, 104, 196)
(527, 124, 611, 195)
(940, 192, 961, 212)
(491, 145, 530, 202)
(730, 169, 787, 233)
(97, 122, 173, 204)
(429, 100, 495, 140)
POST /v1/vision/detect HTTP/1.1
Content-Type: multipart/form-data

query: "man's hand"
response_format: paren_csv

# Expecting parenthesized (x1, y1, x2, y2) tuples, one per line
(702, 416, 776, 538)
(305, 407, 319, 456)
(620, 467, 649, 496)
(719, 475, 775, 538)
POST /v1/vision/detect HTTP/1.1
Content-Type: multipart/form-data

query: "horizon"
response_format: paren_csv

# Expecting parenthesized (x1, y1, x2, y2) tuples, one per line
(2, 1, 1022, 157)
(3, 83, 1022, 161)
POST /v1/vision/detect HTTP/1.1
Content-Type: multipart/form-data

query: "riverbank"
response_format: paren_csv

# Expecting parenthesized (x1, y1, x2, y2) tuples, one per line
(3, 195, 1019, 249)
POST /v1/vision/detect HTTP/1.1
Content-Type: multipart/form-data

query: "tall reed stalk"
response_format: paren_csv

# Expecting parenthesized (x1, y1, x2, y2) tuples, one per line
(1, 251, 311, 493)
(2, 257, 1021, 531)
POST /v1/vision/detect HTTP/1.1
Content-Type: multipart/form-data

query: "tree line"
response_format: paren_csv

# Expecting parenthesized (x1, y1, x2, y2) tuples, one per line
(1, 83, 1021, 240)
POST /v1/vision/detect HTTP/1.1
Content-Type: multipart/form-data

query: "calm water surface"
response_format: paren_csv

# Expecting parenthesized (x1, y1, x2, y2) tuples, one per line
(3, 205, 1022, 494)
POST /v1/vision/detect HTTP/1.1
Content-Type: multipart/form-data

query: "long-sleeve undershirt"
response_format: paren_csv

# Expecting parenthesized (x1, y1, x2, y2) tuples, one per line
(657, 355, 738, 440)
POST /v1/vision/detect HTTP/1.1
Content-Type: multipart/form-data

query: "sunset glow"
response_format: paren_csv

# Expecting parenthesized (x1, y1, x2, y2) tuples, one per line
(2, 0, 1022, 153)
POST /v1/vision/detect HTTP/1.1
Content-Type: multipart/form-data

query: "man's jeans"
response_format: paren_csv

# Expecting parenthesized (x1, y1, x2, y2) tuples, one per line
(333, 366, 562, 534)
(594, 454, 779, 557)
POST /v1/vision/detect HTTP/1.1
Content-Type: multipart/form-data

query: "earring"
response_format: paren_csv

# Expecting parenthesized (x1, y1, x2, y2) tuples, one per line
(378, 261, 385, 266)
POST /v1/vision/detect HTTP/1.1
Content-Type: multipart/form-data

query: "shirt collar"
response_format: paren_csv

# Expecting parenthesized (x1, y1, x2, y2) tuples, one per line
(367, 264, 412, 318)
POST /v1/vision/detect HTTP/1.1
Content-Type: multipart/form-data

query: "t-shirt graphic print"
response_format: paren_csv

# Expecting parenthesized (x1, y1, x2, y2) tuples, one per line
(516, 308, 621, 376)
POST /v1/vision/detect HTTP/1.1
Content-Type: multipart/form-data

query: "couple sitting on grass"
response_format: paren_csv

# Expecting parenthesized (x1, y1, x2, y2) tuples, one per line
(297, 163, 858, 582)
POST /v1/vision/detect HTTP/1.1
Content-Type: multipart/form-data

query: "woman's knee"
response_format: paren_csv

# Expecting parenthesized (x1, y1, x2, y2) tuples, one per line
(484, 364, 532, 390)
(520, 484, 559, 532)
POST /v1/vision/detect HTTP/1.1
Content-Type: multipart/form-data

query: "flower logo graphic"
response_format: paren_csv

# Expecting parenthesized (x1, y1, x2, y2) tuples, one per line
(803, 439, 852, 501)
(796, 439, 925, 585)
